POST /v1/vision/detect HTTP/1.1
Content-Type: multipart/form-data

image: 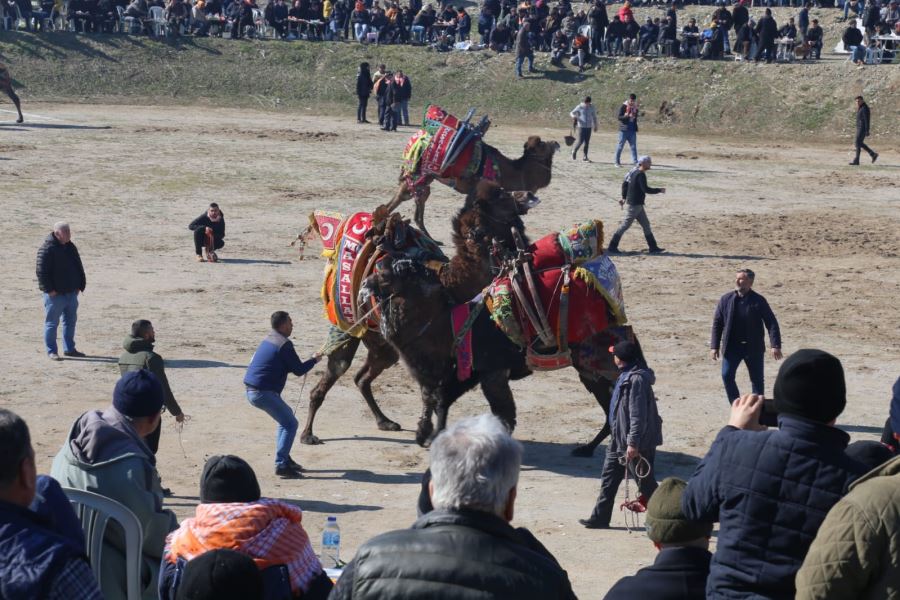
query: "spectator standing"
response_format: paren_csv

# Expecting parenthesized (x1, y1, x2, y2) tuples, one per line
(244, 311, 320, 479)
(515, 20, 535, 77)
(589, 0, 609, 56)
(188, 202, 225, 262)
(569, 96, 598, 162)
(862, 0, 879, 43)
(613, 93, 639, 167)
(604, 477, 713, 600)
(119, 319, 185, 457)
(394, 69, 412, 126)
(159, 455, 332, 600)
(0, 409, 103, 600)
(607, 155, 666, 254)
(355, 61, 372, 123)
(51, 370, 179, 600)
(330, 414, 577, 599)
(381, 72, 399, 131)
(709, 269, 783, 404)
(36, 221, 86, 361)
(754, 8, 778, 63)
(732, 0, 749, 40)
(580, 341, 661, 528)
(798, 3, 809, 38)
(682, 350, 870, 599)
(850, 95, 878, 165)
(373, 64, 388, 126)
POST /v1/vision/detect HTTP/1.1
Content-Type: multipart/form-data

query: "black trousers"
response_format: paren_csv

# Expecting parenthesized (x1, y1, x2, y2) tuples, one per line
(357, 95, 369, 122)
(854, 131, 875, 162)
(573, 127, 592, 158)
(146, 418, 161, 454)
(755, 38, 776, 62)
(193, 228, 224, 256)
(589, 447, 658, 525)
(377, 98, 387, 126)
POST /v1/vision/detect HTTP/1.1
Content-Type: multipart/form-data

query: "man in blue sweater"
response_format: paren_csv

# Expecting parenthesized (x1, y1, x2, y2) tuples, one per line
(244, 311, 320, 479)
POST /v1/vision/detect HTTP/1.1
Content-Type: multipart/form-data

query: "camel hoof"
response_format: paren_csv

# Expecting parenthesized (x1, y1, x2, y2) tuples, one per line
(16, 118, 23, 124)
(300, 433, 323, 445)
(571, 444, 596, 458)
(415, 420, 434, 448)
(377, 419, 402, 432)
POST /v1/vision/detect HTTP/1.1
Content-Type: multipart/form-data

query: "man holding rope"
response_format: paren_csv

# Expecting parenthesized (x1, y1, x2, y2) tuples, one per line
(244, 311, 321, 479)
(580, 341, 661, 529)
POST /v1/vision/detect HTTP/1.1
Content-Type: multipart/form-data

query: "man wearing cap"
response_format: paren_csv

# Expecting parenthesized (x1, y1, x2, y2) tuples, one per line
(160, 455, 332, 600)
(580, 341, 662, 529)
(605, 477, 713, 599)
(51, 369, 178, 600)
(682, 350, 869, 599)
(607, 155, 666, 255)
(710, 268, 782, 404)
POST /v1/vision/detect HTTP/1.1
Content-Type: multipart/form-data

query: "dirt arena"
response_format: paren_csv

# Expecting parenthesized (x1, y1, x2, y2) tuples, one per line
(1, 103, 898, 597)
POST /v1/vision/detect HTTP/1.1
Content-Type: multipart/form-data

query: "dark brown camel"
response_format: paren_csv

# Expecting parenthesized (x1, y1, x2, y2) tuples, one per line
(385, 135, 560, 240)
(0, 64, 24, 124)
(364, 182, 640, 452)
(298, 187, 539, 446)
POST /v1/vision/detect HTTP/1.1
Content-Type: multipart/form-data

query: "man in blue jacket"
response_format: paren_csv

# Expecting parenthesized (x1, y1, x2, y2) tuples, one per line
(709, 268, 782, 404)
(244, 311, 320, 479)
(682, 349, 869, 599)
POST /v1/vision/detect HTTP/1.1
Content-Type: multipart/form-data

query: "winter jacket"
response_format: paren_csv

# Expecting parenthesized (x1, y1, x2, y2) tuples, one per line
(843, 25, 863, 47)
(617, 102, 638, 132)
(609, 365, 663, 455)
(187, 212, 225, 244)
(395, 75, 412, 101)
(243, 330, 317, 393)
(515, 25, 532, 57)
(329, 508, 576, 599)
(862, 3, 879, 28)
(755, 14, 777, 42)
(356, 70, 372, 97)
(732, 4, 748, 32)
(624, 170, 661, 206)
(682, 416, 868, 599)
(36, 232, 86, 294)
(51, 408, 178, 600)
(604, 546, 710, 600)
(857, 102, 871, 137)
(589, 3, 608, 29)
(795, 454, 900, 600)
(623, 19, 638, 39)
(710, 289, 781, 357)
(119, 336, 183, 417)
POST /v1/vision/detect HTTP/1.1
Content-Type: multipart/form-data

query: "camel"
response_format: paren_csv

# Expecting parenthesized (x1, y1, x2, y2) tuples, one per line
(364, 181, 639, 452)
(385, 135, 560, 240)
(0, 64, 24, 124)
(298, 187, 540, 446)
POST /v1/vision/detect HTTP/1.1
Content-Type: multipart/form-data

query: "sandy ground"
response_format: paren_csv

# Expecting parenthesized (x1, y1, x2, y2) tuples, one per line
(1, 103, 898, 598)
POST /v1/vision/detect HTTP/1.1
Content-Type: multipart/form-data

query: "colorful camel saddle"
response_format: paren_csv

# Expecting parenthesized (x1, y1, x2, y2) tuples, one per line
(401, 105, 498, 195)
(313, 209, 444, 336)
(484, 220, 628, 371)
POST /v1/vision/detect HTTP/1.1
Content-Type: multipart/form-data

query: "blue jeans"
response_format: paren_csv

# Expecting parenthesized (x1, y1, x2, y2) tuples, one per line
(515, 53, 534, 77)
(399, 99, 410, 125)
(721, 345, 765, 404)
(615, 129, 638, 165)
(246, 389, 298, 468)
(43, 292, 78, 355)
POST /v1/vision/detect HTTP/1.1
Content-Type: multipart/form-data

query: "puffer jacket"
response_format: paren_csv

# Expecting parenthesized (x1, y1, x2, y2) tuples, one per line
(682, 415, 868, 599)
(329, 509, 576, 599)
(36, 232, 86, 294)
(119, 336, 183, 417)
(795, 454, 900, 600)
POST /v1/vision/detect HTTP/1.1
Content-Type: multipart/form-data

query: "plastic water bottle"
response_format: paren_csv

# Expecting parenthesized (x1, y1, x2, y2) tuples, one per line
(321, 516, 341, 566)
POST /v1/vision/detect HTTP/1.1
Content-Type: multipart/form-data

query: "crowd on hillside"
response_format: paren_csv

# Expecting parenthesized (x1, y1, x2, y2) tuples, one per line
(4, 0, 898, 64)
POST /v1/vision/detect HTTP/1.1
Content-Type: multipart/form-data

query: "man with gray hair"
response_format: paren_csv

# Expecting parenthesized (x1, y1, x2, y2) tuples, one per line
(36, 222, 86, 360)
(330, 414, 576, 599)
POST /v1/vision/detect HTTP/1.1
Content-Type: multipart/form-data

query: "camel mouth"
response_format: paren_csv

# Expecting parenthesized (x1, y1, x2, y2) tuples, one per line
(550, 141, 561, 152)
(516, 193, 540, 214)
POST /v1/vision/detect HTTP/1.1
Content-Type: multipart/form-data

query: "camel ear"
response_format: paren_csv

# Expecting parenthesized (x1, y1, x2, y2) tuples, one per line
(523, 136, 542, 152)
(475, 180, 501, 205)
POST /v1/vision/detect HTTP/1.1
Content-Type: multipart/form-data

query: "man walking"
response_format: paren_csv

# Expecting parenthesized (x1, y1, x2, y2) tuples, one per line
(607, 155, 666, 254)
(515, 21, 535, 78)
(614, 93, 639, 167)
(244, 311, 320, 479)
(850, 96, 878, 166)
(36, 222, 86, 361)
(580, 341, 661, 529)
(570, 96, 598, 162)
(710, 269, 782, 404)
(119, 319, 185, 456)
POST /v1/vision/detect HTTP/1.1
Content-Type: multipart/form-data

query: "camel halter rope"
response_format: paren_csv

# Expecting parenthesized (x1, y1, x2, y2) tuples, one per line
(619, 454, 652, 533)
(175, 414, 193, 460)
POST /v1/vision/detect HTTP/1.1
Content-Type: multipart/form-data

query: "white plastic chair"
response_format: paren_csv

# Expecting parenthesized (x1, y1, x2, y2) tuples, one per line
(149, 5, 165, 35)
(63, 488, 145, 600)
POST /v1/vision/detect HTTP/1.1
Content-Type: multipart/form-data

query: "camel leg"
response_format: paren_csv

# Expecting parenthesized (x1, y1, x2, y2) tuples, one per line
(479, 370, 518, 433)
(571, 373, 612, 457)
(6, 87, 22, 123)
(357, 333, 401, 431)
(413, 188, 439, 243)
(384, 180, 412, 215)
(415, 387, 437, 448)
(300, 334, 361, 445)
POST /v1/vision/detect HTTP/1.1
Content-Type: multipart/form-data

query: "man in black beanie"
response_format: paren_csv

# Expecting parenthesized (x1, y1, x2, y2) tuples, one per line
(681, 349, 869, 599)
(51, 369, 178, 600)
(176, 549, 263, 600)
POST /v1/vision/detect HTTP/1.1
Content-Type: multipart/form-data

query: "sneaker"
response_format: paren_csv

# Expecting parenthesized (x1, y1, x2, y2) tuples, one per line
(871, 152, 878, 164)
(582, 156, 590, 162)
(162, 487, 173, 497)
(49, 353, 62, 361)
(849, 161, 860, 166)
(614, 163, 623, 168)
(648, 247, 666, 254)
(64, 350, 86, 358)
(578, 518, 610, 529)
(285, 456, 304, 471)
(275, 465, 303, 479)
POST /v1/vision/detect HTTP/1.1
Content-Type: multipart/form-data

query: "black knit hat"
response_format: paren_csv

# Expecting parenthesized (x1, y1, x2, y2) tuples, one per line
(176, 549, 263, 600)
(774, 349, 846, 424)
(845, 440, 894, 473)
(645, 478, 713, 544)
(200, 455, 261, 504)
(611, 341, 640, 365)
(113, 370, 164, 418)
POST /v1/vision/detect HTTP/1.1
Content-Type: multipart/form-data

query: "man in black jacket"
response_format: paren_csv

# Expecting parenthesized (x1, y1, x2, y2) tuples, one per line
(607, 155, 665, 254)
(330, 414, 576, 599)
(850, 95, 878, 165)
(36, 222, 86, 361)
(588, 0, 608, 55)
(188, 203, 225, 262)
(753, 8, 777, 63)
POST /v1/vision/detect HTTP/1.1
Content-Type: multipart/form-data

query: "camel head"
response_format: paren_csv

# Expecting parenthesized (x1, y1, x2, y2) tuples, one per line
(522, 136, 561, 163)
(516, 136, 560, 190)
(453, 181, 537, 256)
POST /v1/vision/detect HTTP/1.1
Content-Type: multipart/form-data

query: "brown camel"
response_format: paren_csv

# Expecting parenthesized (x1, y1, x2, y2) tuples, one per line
(364, 182, 641, 451)
(385, 135, 560, 240)
(0, 64, 24, 124)
(298, 187, 538, 446)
